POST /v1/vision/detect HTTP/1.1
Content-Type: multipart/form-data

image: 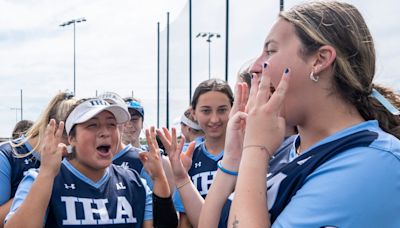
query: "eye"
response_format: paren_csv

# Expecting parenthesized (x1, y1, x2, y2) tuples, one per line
(87, 123, 97, 128)
(266, 50, 276, 56)
(201, 109, 211, 114)
(107, 121, 117, 127)
(218, 108, 228, 114)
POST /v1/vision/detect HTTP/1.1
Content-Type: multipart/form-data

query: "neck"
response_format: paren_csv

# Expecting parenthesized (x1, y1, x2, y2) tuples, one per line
(131, 140, 140, 148)
(27, 137, 39, 152)
(116, 142, 126, 154)
(69, 159, 106, 182)
(297, 99, 364, 153)
(204, 136, 225, 155)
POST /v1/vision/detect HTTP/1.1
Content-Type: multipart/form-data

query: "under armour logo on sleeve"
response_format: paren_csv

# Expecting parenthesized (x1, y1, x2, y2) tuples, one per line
(64, 184, 76, 189)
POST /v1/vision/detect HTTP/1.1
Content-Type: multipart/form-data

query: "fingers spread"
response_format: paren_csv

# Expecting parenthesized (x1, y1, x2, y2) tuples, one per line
(256, 63, 272, 106)
(266, 68, 290, 115)
(183, 141, 196, 159)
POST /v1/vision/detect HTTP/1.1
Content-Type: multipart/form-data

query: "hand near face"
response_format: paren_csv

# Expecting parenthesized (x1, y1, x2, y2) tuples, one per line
(156, 127, 195, 182)
(40, 119, 68, 177)
(223, 83, 249, 167)
(243, 66, 290, 157)
(139, 126, 165, 181)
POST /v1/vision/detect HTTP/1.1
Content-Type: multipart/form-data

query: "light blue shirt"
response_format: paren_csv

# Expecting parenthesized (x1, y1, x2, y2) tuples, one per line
(272, 120, 400, 228)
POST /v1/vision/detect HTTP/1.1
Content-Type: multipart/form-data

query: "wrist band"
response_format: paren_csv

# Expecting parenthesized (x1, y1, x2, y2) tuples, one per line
(176, 180, 191, 189)
(217, 160, 238, 176)
(243, 145, 269, 152)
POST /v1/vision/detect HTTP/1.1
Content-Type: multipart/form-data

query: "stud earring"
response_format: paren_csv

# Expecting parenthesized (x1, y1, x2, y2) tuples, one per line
(309, 71, 319, 82)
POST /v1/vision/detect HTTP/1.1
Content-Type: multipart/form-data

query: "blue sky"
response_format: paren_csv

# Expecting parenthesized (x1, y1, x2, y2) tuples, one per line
(0, 0, 399, 137)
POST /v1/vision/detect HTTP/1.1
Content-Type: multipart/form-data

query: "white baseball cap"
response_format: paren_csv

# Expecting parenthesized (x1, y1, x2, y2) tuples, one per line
(65, 98, 130, 135)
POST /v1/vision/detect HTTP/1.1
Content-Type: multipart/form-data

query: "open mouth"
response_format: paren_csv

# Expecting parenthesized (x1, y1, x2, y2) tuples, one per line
(96, 144, 111, 154)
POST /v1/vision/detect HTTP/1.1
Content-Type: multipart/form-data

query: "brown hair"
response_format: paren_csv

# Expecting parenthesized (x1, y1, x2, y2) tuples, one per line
(280, 1, 400, 138)
(12, 120, 34, 139)
(191, 79, 234, 110)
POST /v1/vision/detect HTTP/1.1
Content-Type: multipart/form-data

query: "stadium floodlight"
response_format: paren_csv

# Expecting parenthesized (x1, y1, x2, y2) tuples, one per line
(59, 17, 87, 96)
(196, 32, 221, 79)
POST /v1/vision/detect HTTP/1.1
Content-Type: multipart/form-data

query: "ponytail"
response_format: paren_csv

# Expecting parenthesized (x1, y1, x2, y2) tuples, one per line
(354, 84, 400, 139)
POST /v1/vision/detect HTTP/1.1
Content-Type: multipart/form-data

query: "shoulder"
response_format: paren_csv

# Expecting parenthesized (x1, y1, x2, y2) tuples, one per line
(109, 164, 145, 186)
(275, 146, 400, 227)
(0, 141, 13, 157)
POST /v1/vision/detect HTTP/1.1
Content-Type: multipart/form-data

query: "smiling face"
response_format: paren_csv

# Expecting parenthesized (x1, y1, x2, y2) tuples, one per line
(122, 110, 143, 147)
(69, 110, 119, 180)
(192, 91, 231, 141)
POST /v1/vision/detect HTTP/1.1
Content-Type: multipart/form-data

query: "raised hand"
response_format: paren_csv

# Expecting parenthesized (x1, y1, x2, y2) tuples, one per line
(229, 82, 249, 118)
(40, 119, 67, 177)
(223, 82, 249, 169)
(139, 126, 165, 181)
(243, 65, 290, 157)
(156, 127, 195, 183)
(245, 73, 261, 113)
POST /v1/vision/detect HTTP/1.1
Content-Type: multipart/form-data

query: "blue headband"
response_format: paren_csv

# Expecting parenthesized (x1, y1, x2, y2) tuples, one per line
(370, 89, 400, 115)
(126, 100, 144, 118)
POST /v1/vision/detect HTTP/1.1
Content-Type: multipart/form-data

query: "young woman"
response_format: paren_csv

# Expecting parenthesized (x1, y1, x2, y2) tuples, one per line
(162, 79, 233, 227)
(0, 92, 77, 226)
(5, 98, 176, 227)
(202, 1, 400, 227)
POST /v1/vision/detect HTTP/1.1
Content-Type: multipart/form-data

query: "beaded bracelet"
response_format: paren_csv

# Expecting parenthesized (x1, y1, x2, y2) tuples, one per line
(176, 180, 191, 189)
(217, 160, 238, 176)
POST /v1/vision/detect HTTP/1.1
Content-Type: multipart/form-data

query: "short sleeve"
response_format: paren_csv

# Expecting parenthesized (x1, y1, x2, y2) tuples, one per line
(0, 151, 12, 204)
(141, 178, 153, 221)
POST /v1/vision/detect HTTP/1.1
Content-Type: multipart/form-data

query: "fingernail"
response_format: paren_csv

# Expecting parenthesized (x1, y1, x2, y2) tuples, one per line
(263, 62, 268, 69)
(284, 68, 290, 75)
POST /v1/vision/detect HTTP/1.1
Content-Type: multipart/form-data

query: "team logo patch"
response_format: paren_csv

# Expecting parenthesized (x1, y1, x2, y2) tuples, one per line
(194, 162, 202, 168)
(64, 184, 76, 190)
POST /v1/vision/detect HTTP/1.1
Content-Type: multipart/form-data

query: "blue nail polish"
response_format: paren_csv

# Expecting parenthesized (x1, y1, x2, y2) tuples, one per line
(284, 68, 289, 74)
(263, 62, 268, 69)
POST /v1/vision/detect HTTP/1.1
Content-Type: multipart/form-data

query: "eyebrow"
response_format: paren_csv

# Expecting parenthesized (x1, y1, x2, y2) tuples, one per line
(264, 39, 278, 49)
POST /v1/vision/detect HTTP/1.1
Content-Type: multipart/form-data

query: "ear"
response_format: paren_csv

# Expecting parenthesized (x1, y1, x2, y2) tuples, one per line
(68, 135, 77, 146)
(191, 109, 197, 121)
(313, 45, 336, 75)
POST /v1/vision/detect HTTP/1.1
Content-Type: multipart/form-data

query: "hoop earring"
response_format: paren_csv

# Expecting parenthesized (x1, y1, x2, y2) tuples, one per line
(309, 71, 319, 82)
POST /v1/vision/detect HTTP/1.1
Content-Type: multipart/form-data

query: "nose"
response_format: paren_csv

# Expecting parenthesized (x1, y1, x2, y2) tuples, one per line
(99, 125, 111, 138)
(249, 54, 264, 75)
(210, 111, 220, 123)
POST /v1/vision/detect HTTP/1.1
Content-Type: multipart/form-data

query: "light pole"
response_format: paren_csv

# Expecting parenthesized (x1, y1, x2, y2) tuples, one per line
(10, 107, 21, 123)
(59, 17, 87, 96)
(196, 32, 221, 79)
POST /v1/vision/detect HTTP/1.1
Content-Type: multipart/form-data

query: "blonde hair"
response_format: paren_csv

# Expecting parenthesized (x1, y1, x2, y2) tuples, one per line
(12, 92, 77, 157)
(280, 1, 400, 138)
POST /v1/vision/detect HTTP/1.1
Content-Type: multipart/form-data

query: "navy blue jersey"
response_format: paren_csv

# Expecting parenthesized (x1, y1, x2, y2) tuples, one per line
(218, 135, 295, 227)
(113, 144, 143, 173)
(45, 161, 147, 227)
(173, 142, 223, 212)
(267, 130, 377, 223)
(0, 137, 39, 200)
(188, 143, 223, 197)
